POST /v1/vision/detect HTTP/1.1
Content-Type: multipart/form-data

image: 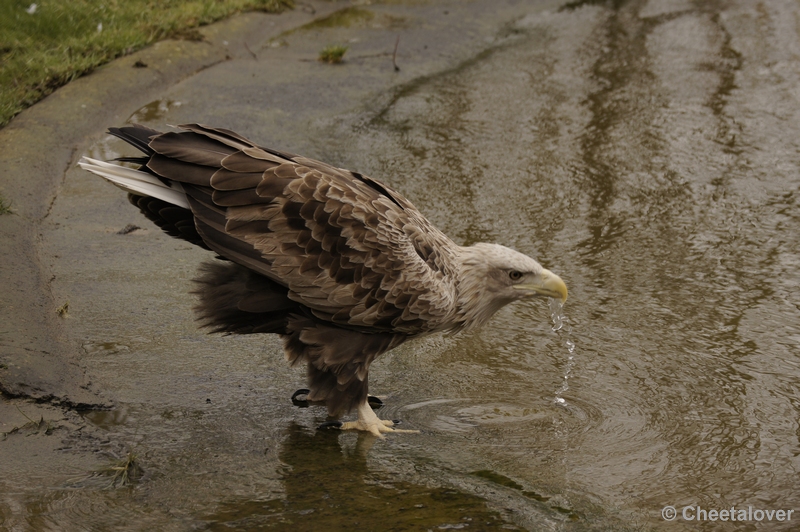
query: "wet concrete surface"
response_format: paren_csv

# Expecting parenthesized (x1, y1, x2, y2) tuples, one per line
(3, 0, 800, 530)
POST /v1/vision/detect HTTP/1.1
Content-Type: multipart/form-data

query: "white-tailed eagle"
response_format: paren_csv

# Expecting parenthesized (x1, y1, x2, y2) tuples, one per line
(79, 124, 567, 437)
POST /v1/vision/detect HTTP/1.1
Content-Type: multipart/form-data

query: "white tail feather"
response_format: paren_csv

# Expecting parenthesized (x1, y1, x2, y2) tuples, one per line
(78, 157, 190, 209)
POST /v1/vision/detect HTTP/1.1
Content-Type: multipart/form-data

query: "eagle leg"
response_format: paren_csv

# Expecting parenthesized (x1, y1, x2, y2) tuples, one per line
(292, 388, 384, 409)
(318, 400, 419, 438)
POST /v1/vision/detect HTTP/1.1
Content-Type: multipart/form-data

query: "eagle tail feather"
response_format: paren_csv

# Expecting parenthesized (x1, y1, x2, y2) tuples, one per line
(78, 157, 190, 209)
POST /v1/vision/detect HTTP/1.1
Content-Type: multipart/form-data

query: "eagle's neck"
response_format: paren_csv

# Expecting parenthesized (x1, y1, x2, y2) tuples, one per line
(449, 245, 512, 333)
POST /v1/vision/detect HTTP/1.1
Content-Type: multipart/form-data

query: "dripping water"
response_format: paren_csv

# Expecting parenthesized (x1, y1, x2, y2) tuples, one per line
(549, 298, 575, 407)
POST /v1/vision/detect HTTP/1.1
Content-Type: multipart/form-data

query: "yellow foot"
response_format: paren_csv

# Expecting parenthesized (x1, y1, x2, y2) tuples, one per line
(338, 419, 419, 437)
(319, 401, 419, 437)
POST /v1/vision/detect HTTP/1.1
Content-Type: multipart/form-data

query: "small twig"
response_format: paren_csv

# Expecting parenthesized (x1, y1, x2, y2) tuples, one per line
(15, 405, 36, 424)
(244, 41, 257, 60)
(392, 35, 400, 72)
(13, 406, 50, 433)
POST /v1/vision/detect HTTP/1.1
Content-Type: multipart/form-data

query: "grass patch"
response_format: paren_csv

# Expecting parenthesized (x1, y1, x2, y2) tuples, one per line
(319, 44, 348, 64)
(0, 0, 293, 128)
(100, 450, 143, 487)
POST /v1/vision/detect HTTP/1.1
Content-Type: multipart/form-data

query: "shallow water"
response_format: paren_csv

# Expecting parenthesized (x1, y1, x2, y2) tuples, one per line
(14, 0, 800, 530)
(321, 3, 800, 526)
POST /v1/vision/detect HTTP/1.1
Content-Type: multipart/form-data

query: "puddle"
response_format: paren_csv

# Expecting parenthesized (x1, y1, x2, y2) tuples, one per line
(128, 98, 183, 123)
(13, 0, 800, 530)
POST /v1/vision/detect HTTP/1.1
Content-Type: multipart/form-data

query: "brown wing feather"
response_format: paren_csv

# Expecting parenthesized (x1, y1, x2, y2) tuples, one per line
(144, 124, 458, 334)
(149, 131, 238, 166)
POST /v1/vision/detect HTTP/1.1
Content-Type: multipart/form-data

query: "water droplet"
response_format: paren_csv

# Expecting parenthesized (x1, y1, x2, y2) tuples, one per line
(549, 300, 576, 405)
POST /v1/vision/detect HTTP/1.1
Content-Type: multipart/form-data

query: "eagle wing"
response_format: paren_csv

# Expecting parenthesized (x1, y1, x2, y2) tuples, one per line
(137, 124, 456, 334)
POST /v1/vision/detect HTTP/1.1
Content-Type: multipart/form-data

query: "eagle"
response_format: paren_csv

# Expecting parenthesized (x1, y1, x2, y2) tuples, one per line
(79, 124, 567, 437)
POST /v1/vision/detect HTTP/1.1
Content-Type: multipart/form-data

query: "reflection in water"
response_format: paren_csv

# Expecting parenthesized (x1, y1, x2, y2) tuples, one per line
(200, 424, 520, 531)
(128, 99, 183, 123)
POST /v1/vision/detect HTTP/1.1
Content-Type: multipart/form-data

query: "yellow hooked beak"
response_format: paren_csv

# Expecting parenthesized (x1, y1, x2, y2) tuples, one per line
(513, 268, 568, 303)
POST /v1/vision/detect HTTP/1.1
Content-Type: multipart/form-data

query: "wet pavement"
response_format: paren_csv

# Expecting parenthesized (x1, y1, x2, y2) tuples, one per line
(2, 0, 800, 530)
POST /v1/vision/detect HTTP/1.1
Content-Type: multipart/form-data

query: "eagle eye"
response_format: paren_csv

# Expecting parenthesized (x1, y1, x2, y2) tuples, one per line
(508, 270, 523, 281)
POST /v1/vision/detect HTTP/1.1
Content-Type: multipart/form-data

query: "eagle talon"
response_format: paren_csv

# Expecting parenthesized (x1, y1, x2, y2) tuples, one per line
(291, 388, 311, 407)
(317, 421, 343, 430)
(367, 395, 384, 409)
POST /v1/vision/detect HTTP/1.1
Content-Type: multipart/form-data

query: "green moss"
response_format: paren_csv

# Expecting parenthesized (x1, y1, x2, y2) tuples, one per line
(319, 44, 348, 64)
(0, 0, 293, 128)
(0, 192, 11, 214)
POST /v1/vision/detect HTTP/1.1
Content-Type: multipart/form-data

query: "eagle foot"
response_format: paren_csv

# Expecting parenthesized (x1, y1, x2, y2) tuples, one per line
(317, 402, 418, 438)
